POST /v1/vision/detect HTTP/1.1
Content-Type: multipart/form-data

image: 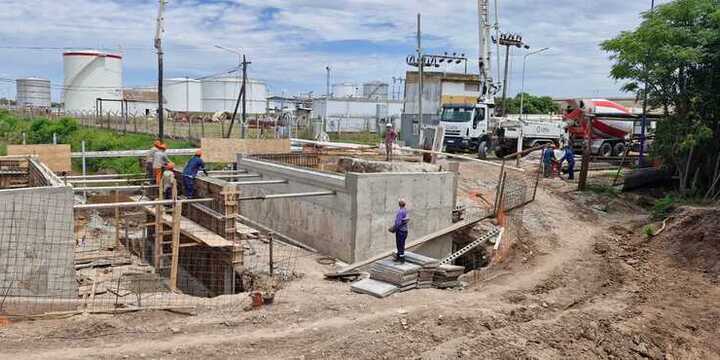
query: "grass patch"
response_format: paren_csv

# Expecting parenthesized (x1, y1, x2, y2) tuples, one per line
(585, 184, 620, 197)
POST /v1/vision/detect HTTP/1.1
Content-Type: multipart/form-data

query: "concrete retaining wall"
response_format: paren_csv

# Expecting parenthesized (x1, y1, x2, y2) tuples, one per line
(236, 156, 456, 263)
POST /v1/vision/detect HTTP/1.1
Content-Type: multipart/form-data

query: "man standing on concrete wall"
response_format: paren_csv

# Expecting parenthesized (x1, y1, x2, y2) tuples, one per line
(393, 199, 409, 263)
(384, 123, 398, 161)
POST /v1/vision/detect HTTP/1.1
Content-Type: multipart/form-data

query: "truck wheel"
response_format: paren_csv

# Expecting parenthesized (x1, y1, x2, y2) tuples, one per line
(613, 142, 626, 157)
(478, 141, 488, 160)
(599, 142, 613, 157)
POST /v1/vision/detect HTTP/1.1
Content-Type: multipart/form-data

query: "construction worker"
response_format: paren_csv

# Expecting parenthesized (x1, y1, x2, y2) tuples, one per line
(564, 144, 576, 180)
(542, 143, 554, 178)
(182, 150, 209, 198)
(393, 199, 409, 263)
(153, 142, 170, 185)
(161, 162, 176, 201)
(146, 139, 162, 184)
(384, 123, 397, 161)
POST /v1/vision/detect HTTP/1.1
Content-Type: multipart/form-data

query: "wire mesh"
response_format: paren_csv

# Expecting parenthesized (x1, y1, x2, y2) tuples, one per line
(0, 185, 302, 319)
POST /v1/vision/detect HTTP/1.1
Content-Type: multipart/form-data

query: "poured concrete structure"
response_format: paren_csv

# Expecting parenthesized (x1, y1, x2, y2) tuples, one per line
(236, 156, 457, 263)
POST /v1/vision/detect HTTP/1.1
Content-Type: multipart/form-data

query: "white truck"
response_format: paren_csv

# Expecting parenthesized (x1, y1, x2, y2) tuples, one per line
(440, 103, 566, 158)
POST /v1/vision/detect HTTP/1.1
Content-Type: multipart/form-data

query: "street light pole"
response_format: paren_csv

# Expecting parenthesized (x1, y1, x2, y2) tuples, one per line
(519, 47, 549, 120)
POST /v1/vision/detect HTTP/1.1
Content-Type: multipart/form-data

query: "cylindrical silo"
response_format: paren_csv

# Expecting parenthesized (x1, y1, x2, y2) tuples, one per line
(363, 81, 389, 100)
(164, 78, 202, 112)
(332, 82, 358, 98)
(16, 77, 51, 108)
(63, 50, 123, 113)
(201, 76, 267, 114)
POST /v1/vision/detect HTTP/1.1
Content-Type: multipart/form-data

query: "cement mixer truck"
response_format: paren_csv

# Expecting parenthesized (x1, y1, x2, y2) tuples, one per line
(563, 99, 656, 157)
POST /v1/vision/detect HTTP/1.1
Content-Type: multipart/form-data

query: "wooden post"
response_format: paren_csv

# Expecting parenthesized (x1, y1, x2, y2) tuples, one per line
(154, 178, 164, 270)
(170, 181, 181, 291)
(578, 116, 592, 191)
(114, 190, 120, 249)
(268, 232, 274, 276)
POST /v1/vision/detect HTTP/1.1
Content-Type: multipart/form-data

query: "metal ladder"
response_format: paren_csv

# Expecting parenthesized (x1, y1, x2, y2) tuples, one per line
(440, 227, 500, 264)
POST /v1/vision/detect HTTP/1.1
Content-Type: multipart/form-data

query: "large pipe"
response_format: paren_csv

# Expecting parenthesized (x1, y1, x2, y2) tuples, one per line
(208, 174, 261, 179)
(68, 178, 151, 184)
(74, 197, 213, 210)
(238, 191, 335, 201)
(65, 173, 145, 180)
(232, 180, 287, 186)
(73, 185, 158, 192)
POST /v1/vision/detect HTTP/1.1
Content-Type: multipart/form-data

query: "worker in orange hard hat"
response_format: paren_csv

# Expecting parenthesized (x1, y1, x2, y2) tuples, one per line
(153, 142, 170, 185)
(146, 139, 164, 184)
(161, 162, 176, 200)
(182, 149, 209, 198)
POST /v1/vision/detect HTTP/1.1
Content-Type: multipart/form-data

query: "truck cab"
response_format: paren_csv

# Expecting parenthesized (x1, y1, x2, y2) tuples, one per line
(440, 103, 492, 155)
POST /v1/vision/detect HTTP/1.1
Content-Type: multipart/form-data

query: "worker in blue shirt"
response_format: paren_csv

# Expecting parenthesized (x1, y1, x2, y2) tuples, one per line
(564, 144, 576, 180)
(182, 150, 209, 198)
(392, 199, 410, 263)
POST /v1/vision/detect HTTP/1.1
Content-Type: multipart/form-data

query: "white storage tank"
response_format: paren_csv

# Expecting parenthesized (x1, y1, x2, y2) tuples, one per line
(332, 82, 359, 98)
(164, 78, 202, 112)
(63, 50, 123, 113)
(363, 81, 389, 100)
(201, 76, 267, 114)
(16, 77, 51, 108)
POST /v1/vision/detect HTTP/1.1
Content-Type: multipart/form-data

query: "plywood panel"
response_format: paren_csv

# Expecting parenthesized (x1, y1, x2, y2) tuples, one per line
(7, 145, 72, 173)
(201, 138, 290, 163)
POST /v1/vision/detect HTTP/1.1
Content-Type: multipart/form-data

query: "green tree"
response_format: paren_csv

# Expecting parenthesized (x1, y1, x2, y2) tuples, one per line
(601, 0, 720, 197)
(496, 93, 560, 115)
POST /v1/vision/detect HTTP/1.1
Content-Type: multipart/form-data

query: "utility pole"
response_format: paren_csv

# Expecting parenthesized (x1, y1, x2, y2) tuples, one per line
(241, 55, 249, 138)
(154, 0, 167, 140)
(215, 45, 250, 138)
(322, 66, 330, 139)
(639, 0, 655, 167)
(417, 13, 425, 148)
(497, 33, 528, 116)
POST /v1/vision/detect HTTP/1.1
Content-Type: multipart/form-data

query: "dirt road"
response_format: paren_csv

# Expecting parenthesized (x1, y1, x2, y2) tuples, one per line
(1, 180, 719, 359)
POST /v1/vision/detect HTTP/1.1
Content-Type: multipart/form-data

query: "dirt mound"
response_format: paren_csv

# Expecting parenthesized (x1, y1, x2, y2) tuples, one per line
(336, 157, 441, 173)
(660, 207, 720, 280)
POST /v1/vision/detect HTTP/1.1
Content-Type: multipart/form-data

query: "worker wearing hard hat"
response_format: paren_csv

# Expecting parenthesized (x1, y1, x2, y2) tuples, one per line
(153, 142, 170, 185)
(145, 140, 162, 184)
(161, 162, 176, 201)
(182, 150, 209, 198)
(384, 122, 398, 161)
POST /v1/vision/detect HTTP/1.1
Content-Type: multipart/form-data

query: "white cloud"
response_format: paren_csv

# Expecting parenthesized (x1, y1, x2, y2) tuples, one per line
(0, 0, 668, 101)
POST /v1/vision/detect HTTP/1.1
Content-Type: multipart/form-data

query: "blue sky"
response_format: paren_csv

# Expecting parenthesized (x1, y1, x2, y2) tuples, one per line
(0, 0, 667, 101)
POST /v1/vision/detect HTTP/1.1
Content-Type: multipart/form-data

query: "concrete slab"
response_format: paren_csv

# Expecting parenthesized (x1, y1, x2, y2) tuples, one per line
(351, 278, 398, 298)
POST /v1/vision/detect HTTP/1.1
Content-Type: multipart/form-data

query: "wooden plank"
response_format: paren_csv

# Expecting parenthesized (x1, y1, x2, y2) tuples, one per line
(330, 215, 491, 276)
(200, 138, 290, 163)
(7, 144, 71, 172)
(130, 196, 234, 248)
(170, 202, 181, 291)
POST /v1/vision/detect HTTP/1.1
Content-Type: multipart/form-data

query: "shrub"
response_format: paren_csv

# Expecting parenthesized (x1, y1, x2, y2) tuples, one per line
(651, 195, 676, 220)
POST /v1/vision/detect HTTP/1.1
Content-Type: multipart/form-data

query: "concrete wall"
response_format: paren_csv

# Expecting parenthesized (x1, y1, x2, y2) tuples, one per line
(236, 158, 354, 261)
(0, 186, 76, 299)
(236, 156, 456, 263)
(350, 172, 456, 261)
